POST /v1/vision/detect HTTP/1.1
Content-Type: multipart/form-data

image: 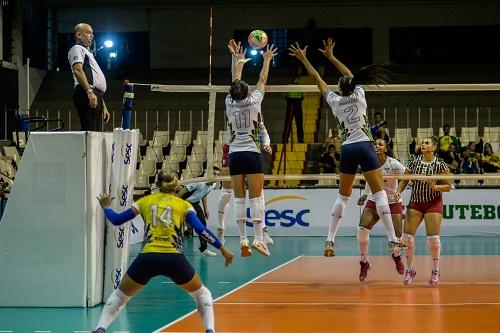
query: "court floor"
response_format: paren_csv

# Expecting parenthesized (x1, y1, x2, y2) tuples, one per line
(0, 236, 500, 333)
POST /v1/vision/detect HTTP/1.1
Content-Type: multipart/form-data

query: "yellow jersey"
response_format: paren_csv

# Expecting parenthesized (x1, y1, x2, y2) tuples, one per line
(133, 192, 194, 254)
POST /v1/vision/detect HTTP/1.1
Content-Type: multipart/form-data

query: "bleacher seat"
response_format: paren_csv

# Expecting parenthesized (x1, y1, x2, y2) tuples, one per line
(2, 147, 22, 168)
(168, 144, 187, 163)
(145, 146, 163, 162)
(190, 145, 207, 162)
(416, 127, 434, 144)
(460, 127, 479, 144)
(171, 131, 192, 146)
(186, 161, 204, 177)
(150, 130, 169, 147)
(139, 158, 156, 177)
(161, 158, 180, 173)
(0, 159, 16, 178)
(394, 128, 413, 144)
(482, 127, 500, 143)
(194, 130, 208, 147)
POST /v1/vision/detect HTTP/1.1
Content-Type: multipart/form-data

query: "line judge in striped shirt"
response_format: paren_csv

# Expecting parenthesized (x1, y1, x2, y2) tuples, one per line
(394, 136, 451, 286)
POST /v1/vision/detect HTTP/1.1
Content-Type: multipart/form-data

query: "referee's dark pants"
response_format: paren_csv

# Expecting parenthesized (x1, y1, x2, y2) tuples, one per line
(73, 85, 104, 131)
(191, 201, 208, 253)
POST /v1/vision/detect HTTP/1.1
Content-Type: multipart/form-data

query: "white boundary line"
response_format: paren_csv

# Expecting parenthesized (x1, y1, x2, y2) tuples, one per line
(153, 255, 303, 333)
(253, 281, 500, 285)
(216, 302, 500, 306)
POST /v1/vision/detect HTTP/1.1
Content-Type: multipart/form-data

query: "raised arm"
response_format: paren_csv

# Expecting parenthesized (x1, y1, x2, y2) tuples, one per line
(228, 39, 246, 81)
(256, 44, 278, 93)
(288, 42, 329, 96)
(318, 38, 353, 77)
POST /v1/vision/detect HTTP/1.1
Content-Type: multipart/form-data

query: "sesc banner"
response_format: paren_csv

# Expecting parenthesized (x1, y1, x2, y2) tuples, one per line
(207, 188, 500, 236)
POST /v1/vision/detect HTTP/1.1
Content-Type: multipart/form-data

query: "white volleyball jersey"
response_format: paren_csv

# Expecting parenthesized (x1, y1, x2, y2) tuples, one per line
(68, 44, 107, 92)
(367, 156, 406, 204)
(225, 89, 264, 154)
(325, 86, 373, 145)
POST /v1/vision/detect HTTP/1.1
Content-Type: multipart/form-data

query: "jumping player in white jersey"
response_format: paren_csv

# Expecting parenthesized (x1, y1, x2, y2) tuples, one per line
(217, 40, 274, 247)
(289, 38, 405, 256)
(356, 138, 407, 282)
(225, 39, 277, 257)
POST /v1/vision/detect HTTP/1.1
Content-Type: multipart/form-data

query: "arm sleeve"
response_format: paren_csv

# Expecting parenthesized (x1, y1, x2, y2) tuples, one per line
(104, 207, 137, 226)
(68, 46, 85, 67)
(186, 211, 222, 249)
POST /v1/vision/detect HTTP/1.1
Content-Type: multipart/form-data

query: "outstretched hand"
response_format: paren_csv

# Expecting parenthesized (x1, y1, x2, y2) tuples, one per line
(227, 39, 241, 55)
(261, 44, 278, 61)
(288, 42, 308, 62)
(318, 38, 336, 60)
(221, 246, 234, 267)
(97, 193, 114, 209)
(262, 144, 272, 155)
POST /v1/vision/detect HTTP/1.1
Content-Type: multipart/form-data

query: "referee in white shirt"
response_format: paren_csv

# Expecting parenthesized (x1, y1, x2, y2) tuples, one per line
(68, 23, 110, 131)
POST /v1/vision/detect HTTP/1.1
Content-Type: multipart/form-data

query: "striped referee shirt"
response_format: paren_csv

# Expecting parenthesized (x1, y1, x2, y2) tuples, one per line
(407, 155, 449, 203)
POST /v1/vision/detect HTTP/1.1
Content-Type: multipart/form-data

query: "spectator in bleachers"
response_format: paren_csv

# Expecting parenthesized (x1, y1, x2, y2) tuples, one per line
(438, 124, 461, 153)
(68, 23, 110, 131)
(438, 143, 462, 174)
(461, 141, 480, 174)
(283, 74, 304, 143)
(319, 144, 340, 173)
(479, 143, 500, 173)
(370, 112, 394, 150)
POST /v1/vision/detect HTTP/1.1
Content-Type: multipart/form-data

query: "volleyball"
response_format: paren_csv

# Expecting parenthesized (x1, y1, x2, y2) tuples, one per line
(248, 30, 268, 49)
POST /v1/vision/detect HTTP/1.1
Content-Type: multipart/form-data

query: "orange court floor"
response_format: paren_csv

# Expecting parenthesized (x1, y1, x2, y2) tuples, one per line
(160, 255, 500, 333)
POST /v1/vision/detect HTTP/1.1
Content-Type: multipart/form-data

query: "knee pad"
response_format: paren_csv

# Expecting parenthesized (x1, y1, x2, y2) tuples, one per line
(427, 235, 441, 249)
(234, 197, 246, 223)
(249, 197, 263, 224)
(357, 226, 370, 243)
(331, 195, 350, 217)
(218, 188, 233, 212)
(190, 285, 213, 308)
(372, 190, 389, 207)
(402, 233, 415, 247)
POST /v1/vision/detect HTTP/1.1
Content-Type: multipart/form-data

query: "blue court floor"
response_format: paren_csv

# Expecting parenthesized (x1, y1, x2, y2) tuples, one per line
(0, 236, 499, 333)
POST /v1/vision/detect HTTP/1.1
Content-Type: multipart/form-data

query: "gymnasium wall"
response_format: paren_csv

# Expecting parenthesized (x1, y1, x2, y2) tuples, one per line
(56, 2, 500, 69)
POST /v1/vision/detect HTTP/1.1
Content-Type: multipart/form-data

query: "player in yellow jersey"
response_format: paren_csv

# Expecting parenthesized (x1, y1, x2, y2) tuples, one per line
(93, 169, 233, 333)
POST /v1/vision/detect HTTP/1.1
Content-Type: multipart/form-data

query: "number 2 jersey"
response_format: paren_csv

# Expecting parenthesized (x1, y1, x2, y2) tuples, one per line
(133, 192, 195, 254)
(325, 86, 373, 145)
(225, 89, 265, 154)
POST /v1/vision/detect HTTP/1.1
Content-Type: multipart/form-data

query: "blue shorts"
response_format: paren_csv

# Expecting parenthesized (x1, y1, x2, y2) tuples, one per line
(339, 141, 380, 174)
(229, 151, 263, 175)
(127, 252, 195, 285)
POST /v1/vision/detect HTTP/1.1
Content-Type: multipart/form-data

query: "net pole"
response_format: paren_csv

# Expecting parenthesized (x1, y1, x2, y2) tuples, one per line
(206, 89, 216, 181)
(208, 6, 213, 86)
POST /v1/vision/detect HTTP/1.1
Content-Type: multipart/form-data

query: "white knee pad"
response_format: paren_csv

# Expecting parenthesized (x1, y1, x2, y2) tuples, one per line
(427, 235, 441, 249)
(190, 285, 213, 308)
(234, 197, 246, 223)
(402, 233, 415, 247)
(357, 226, 370, 243)
(331, 195, 350, 218)
(249, 197, 263, 224)
(372, 190, 389, 207)
(218, 188, 233, 212)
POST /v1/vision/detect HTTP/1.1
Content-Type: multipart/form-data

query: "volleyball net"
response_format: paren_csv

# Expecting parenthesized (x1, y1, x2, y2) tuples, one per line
(127, 82, 500, 187)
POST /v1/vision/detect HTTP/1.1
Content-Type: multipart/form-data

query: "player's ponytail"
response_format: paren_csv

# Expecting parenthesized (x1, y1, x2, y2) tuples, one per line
(339, 64, 392, 96)
(157, 169, 179, 193)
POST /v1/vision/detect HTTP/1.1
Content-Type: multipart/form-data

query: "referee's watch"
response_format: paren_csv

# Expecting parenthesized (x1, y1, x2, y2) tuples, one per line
(86, 88, 94, 94)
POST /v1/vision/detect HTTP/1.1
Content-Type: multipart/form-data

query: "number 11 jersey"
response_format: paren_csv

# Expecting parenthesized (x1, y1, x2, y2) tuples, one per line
(225, 89, 265, 154)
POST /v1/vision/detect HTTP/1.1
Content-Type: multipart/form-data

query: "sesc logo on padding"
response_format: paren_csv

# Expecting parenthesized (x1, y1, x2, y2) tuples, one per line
(111, 142, 116, 163)
(119, 185, 128, 207)
(246, 195, 310, 228)
(114, 226, 126, 248)
(121, 142, 133, 165)
(111, 267, 122, 290)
